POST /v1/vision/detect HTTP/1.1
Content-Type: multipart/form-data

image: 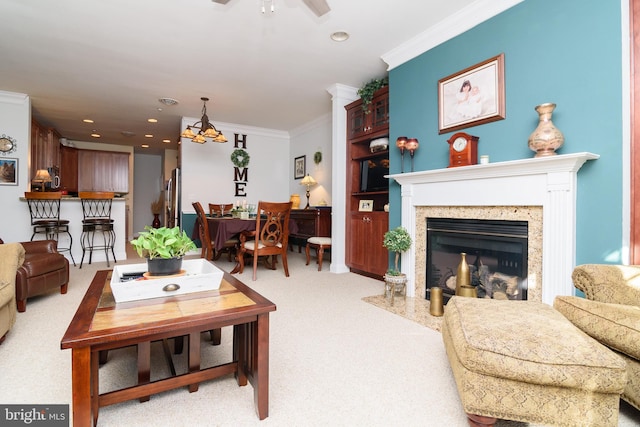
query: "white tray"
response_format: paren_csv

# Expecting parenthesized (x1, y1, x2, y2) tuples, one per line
(110, 258, 224, 303)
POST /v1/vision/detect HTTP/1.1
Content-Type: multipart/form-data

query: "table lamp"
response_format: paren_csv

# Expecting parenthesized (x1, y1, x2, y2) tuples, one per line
(33, 169, 52, 192)
(300, 174, 317, 209)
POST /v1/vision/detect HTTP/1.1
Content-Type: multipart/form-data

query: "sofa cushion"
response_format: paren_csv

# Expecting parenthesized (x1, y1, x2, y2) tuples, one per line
(445, 296, 626, 393)
(554, 295, 640, 361)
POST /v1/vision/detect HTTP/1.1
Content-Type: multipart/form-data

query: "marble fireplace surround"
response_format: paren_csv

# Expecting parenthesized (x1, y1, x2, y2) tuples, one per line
(388, 152, 598, 305)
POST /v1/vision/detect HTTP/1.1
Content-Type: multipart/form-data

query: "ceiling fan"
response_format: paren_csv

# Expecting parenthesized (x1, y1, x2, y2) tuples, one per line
(212, 0, 331, 17)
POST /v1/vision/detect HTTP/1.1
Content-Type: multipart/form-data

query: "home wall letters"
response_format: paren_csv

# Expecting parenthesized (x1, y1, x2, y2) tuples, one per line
(232, 133, 249, 197)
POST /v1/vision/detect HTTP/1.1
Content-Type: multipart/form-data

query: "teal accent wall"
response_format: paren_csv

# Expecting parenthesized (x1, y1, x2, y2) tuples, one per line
(389, 0, 623, 266)
(183, 213, 200, 247)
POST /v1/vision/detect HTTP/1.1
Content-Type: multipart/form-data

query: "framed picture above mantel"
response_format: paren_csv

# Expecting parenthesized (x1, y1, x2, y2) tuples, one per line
(438, 53, 506, 134)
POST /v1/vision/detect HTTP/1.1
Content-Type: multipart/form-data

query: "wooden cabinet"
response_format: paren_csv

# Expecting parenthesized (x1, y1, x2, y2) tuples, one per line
(289, 207, 331, 250)
(346, 86, 389, 141)
(78, 150, 130, 193)
(345, 86, 390, 278)
(348, 212, 389, 277)
(30, 119, 61, 176)
(60, 145, 78, 193)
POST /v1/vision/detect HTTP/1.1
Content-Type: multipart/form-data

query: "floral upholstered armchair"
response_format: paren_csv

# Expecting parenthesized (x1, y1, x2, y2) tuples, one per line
(554, 264, 640, 411)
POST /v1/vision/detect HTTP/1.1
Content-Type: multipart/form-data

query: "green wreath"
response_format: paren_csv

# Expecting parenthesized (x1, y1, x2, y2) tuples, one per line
(230, 148, 250, 168)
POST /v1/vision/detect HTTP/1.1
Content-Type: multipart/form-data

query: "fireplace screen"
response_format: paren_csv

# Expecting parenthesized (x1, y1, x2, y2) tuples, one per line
(426, 218, 528, 303)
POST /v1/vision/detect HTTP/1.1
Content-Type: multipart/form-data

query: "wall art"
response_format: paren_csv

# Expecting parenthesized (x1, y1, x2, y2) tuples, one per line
(438, 53, 505, 134)
(0, 158, 18, 185)
(294, 155, 306, 180)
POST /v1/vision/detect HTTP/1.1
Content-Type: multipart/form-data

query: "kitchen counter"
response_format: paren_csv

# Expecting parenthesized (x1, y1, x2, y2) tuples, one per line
(21, 196, 127, 265)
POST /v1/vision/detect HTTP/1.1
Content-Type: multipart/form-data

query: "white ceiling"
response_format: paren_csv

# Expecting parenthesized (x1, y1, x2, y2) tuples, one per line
(0, 0, 479, 154)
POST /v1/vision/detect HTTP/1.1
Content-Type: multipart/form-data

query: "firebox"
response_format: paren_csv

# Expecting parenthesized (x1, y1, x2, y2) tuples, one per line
(426, 218, 528, 304)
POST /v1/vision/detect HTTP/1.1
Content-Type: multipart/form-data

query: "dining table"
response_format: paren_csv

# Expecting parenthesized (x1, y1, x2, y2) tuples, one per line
(192, 216, 299, 252)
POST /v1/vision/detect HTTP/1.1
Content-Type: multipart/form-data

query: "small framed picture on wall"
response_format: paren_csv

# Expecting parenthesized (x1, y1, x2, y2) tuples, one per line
(294, 155, 306, 180)
(0, 158, 18, 185)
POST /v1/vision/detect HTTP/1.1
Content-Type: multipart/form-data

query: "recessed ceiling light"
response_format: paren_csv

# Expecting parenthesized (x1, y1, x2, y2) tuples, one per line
(147, 118, 158, 123)
(91, 133, 100, 138)
(162, 139, 171, 143)
(145, 134, 153, 138)
(330, 31, 349, 42)
(158, 97, 179, 106)
(83, 119, 94, 123)
(141, 144, 149, 148)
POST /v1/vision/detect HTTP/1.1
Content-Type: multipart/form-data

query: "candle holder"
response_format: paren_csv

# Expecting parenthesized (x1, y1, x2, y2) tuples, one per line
(405, 138, 419, 172)
(396, 136, 407, 173)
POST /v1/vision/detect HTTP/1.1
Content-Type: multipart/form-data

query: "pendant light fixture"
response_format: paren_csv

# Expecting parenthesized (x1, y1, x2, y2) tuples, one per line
(181, 97, 227, 143)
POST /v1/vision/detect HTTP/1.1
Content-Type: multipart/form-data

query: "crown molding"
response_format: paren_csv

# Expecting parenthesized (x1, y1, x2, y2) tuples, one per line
(326, 83, 358, 101)
(381, 0, 523, 70)
(0, 90, 29, 105)
(289, 113, 331, 138)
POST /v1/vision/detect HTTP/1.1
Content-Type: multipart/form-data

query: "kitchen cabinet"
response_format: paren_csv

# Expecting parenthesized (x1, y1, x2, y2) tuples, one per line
(78, 150, 130, 193)
(344, 85, 389, 279)
(30, 119, 61, 177)
(60, 145, 78, 193)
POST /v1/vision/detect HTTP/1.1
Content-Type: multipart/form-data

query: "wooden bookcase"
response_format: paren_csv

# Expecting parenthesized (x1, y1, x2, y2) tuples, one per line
(344, 86, 389, 278)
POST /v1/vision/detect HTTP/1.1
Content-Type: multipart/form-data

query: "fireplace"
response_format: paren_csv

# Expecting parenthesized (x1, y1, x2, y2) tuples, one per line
(387, 152, 598, 305)
(426, 217, 528, 303)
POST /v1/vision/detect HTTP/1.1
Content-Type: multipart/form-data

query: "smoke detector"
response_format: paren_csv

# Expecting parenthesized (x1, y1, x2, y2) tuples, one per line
(158, 97, 179, 106)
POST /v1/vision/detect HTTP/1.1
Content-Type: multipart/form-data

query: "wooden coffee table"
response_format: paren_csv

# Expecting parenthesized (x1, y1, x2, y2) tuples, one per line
(61, 269, 276, 426)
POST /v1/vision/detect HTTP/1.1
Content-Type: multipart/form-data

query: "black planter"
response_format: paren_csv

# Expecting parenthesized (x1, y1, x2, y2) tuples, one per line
(147, 257, 183, 276)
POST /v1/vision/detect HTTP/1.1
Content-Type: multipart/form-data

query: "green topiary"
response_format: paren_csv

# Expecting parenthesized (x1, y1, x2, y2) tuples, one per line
(383, 226, 412, 276)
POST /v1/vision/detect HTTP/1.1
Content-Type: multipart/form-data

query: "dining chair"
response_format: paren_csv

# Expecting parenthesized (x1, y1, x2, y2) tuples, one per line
(25, 191, 76, 266)
(193, 202, 238, 262)
(237, 201, 292, 281)
(208, 203, 234, 217)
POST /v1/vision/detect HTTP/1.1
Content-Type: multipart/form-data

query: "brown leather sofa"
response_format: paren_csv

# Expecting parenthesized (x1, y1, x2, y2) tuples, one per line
(0, 238, 69, 312)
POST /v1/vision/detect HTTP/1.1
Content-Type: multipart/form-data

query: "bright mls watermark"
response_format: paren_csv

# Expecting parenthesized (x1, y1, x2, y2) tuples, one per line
(0, 405, 68, 426)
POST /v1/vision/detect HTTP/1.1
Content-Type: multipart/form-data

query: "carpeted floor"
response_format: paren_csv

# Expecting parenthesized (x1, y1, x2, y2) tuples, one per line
(1, 251, 639, 426)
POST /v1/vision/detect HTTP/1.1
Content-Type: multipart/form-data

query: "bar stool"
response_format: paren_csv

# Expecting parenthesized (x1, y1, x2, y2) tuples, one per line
(25, 191, 76, 266)
(79, 191, 116, 268)
(305, 237, 331, 271)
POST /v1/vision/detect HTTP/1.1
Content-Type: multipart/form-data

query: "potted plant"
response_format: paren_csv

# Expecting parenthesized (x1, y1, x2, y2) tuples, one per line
(130, 226, 196, 276)
(357, 76, 389, 113)
(383, 226, 412, 282)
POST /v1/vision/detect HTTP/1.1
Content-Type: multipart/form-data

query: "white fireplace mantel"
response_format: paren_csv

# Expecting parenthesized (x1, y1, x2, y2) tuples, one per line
(388, 152, 599, 305)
